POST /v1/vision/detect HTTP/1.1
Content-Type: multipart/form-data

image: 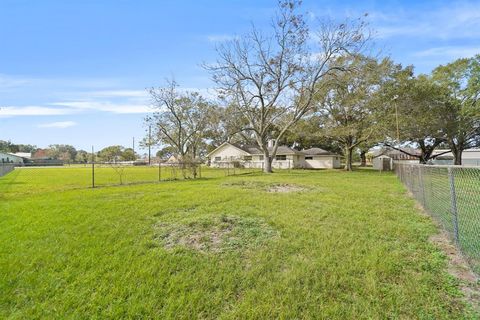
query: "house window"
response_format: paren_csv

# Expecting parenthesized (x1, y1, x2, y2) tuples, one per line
(276, 155, 287, 161)
(259, 155, 264, 160)
(214, 156, 221, 161)
(305, 156, 313, 160)
(244, 156, 252, 161)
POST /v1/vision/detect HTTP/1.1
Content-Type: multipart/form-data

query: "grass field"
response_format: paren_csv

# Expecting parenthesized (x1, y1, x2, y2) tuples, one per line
(0, 168, 477, 319)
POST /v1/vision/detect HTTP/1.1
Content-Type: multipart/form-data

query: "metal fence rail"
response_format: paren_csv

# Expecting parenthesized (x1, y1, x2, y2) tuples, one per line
(395, 163, 480, 273)
(0, 163, 14, 177)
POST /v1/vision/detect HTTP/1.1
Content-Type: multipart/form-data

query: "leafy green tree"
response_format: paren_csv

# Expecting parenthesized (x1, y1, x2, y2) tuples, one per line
(280, 117, 343, 154)
(97, 146, 124, 162)
(156, 146, 176, 160)
(315, 56, 397, 170)
(0, 140, 36, 153)
(75, 150, 89, 163)
(46, 144, 77, 162)
(381, 68, 450, 164)
(432, 55, 480, 164)
(121, 148, 136, 161)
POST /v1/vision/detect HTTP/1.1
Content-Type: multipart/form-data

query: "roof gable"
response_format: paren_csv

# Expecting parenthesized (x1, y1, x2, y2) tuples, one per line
(207, 142, 251, 157)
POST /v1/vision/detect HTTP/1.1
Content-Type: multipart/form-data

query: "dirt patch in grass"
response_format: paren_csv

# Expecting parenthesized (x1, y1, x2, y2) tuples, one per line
(222, 180, 309, 193)
(267, 184, 306, 193)
(153, 215, 279, 253)
(429, 231, 480, 313)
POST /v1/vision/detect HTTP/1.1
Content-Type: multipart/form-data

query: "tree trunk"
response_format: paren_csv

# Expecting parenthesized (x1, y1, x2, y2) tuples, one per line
(418, 152, 428, 164)
(344, 147, 353, 171)
(449, 142, 463, 165)
(453, 148, 463, 165)
(360, 150, 367, 167)
(263, 152, 273, 173)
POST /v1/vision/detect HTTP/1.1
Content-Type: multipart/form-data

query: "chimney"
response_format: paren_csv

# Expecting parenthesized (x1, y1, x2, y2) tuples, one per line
(267, 139, 275, 148)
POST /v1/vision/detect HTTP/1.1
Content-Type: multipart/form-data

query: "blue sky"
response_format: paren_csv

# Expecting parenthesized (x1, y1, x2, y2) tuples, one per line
(1, 0, 480, 153)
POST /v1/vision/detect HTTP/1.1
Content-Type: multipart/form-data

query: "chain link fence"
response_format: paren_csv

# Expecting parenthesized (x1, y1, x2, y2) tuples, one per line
(0, 162, 211, 195)
(91, 162, 203, 187)
(213, 160, 267, 176)
(0, 160, 268, 196)
(395, 163, 480, 273)
(0, 163, 14, 177)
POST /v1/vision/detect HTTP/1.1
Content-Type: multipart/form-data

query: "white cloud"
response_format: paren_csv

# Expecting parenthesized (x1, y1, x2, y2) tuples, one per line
(372, 3, 480, 40)
(0, 74, 33, 89)
(38, 121, 77, 128)
(0, 99, 151, 118)
(0, 106, 77, 117)
(0, 73, 215, 117)
(82, 90, 149, 98)
(206, 34, 237, 42)
(52, 101, 151, 114)
(413, 46, 480, 59)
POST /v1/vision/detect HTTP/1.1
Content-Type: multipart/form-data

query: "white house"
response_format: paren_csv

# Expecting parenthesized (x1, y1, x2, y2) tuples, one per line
(207, 142, 342, 169)
(0, 152, 24, 165)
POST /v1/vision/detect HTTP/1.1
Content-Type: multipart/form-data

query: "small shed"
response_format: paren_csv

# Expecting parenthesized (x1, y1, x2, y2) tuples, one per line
(301, 148, 342, 169)
(372, 155, 393, 171)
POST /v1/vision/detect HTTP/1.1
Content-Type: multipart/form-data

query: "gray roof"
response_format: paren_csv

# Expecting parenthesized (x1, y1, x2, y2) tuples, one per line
(302, 147, 337, 156)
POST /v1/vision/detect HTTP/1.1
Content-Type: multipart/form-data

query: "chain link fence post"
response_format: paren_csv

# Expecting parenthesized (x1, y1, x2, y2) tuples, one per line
(447, 167, 460, 245)
(91, 146, 95, 188)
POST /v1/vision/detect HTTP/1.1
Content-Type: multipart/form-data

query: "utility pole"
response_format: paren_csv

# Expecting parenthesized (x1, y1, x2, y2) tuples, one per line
(393, 95, 400, 142)
(132, 137, 135, 156)
(148, 125, 152, 165)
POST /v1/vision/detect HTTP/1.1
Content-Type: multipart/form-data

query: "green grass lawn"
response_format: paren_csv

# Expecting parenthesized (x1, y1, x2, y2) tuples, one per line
(0, 168, 477, 319)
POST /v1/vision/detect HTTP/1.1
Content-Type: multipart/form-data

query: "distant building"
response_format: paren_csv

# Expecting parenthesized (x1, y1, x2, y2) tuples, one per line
(369, 147, 480, 167)
(32, 149, 49, 159)
(0, 152, 24, 165)
(12, 152, 32, 159)
(370, 147, 420, 162)
(369, 147, 420, 171)
(432, 149, 480, 166)
(207, 142, 342, 169)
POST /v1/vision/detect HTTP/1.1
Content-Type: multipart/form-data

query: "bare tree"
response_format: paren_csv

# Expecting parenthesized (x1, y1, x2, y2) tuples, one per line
(206, 0, 369, 172)
(147, 80, 215, 177)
